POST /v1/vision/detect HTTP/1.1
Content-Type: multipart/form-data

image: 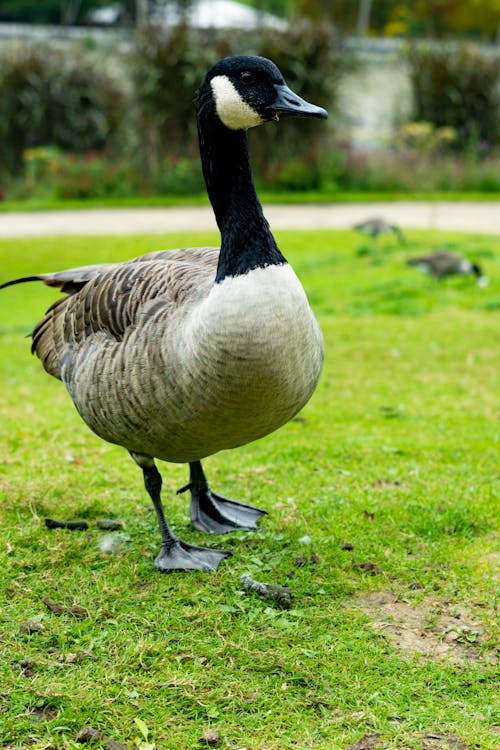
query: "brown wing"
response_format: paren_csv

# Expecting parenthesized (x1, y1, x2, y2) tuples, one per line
(26, 247, 219, 379)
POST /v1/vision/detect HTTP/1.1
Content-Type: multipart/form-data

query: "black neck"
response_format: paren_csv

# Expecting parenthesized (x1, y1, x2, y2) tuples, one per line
(197, 111, 286, 283)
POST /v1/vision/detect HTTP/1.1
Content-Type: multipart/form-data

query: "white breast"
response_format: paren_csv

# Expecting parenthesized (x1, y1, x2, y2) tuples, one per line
(173, 264, 324, 456)
(64, 264, 324, 463)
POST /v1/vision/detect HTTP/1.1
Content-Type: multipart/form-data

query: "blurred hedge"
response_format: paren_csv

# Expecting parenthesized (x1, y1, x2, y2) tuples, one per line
(0, 21, 346, 188)
(1, 29, 500, 198)
(407, 43, 500, 149)
(0, 44, 127, 175)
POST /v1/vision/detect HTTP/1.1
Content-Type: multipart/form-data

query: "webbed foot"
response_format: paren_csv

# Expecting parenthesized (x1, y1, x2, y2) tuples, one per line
(180, 461, 267, 535)
(190, 489, 267, 534)
(131, 452, 233, 573)
(155, 540, 232, 572)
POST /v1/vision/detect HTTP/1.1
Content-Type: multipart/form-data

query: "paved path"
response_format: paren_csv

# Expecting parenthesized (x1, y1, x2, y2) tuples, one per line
(0, 201, 499, 238)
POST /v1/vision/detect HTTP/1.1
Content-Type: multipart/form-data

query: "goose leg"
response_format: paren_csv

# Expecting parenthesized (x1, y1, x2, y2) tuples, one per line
(178, 460, 267, 535)
(131, 453, 231, 572)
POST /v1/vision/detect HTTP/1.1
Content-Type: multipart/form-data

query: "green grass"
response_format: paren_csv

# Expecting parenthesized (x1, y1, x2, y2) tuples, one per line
(0, 228, 499, 750)
(0, 190, 498, 213)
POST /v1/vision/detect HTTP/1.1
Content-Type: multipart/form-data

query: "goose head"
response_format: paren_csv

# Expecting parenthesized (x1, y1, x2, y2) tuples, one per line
(197, 55, 328, 131)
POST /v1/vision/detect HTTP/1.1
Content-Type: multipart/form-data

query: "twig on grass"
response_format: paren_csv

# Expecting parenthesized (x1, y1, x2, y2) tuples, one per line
(45, 518, 89, 530)
(240, 573, 292, 609)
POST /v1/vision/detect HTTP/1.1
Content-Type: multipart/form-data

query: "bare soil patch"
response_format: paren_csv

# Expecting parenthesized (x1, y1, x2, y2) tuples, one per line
(345, 731, 469, 750)
(351, 589, 497, 664)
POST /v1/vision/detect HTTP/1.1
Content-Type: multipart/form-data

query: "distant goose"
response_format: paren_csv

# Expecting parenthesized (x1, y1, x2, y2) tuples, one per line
(0, 56, 327, 572)
(353, 217, 405, 244)
(407, 250, 488, 286)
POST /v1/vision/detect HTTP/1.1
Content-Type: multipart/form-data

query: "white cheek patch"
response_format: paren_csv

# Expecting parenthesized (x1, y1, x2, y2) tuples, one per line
(211, 75, 264, 130)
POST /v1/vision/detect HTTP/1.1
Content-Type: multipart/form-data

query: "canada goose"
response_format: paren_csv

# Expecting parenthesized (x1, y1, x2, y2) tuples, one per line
(353, 217, 405, 244)
(0, 56, 327, 572)
(407, 250, 488, 286)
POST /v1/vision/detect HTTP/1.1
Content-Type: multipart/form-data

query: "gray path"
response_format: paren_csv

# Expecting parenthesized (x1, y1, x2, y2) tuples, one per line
(0, 201, 499, 238)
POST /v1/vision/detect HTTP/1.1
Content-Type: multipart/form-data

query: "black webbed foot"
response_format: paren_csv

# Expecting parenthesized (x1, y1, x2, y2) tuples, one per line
(155, 539, 232, 572)
(179, 461, 267, 535)
(130, 452, 232, 573)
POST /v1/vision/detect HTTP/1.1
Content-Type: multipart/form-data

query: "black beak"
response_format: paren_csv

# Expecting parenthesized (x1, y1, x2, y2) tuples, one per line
(271, 83, 328, 120)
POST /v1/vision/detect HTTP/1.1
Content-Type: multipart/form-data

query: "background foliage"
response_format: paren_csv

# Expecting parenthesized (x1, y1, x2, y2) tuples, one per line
(1, 1, 499, 40)
(407, 43, 500, 148)
(0, 44, 127, 175)
(0, 15, 499, 199)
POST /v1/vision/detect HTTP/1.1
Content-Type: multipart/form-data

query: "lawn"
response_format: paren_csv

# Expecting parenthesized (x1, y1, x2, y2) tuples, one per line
(0, 191, 499, 213)
(0, 228, 498, 750)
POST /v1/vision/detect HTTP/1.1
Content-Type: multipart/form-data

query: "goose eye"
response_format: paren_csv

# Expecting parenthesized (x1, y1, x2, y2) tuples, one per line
(240, 71, 255, 84)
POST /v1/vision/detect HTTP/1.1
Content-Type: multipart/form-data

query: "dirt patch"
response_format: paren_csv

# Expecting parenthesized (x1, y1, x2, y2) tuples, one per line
(26, 704, 59, 722)
(418, 734, 468, 750)
(351, 589, 497, 664)
(344, 732, 469, 750)
(345, 734, 383, 750)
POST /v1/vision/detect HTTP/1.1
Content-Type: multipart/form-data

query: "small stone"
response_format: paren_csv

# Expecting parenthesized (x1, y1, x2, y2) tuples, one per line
(354, 561, 383, 575)
(20, 657, 35, 668)
(18, 658, 36, 676)
(295, 555, 308, 566)
(97, 518, 124, 531)
(58, 652, 80, 664)
(77, 727, 101, 743)
(19, 619, 46, 635)
(200, 729, 222, 746)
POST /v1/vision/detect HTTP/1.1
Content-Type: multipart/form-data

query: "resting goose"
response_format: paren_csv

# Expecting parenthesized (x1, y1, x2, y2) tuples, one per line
(407, 250, 488, 286)
(1, 55, 327, 572)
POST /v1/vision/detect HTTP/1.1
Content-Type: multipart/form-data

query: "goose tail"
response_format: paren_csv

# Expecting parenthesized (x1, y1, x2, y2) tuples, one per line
(0, 264, 116, 295)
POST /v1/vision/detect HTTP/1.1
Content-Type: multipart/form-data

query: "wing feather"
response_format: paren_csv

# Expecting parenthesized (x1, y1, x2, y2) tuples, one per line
(2, 247, 219, 379)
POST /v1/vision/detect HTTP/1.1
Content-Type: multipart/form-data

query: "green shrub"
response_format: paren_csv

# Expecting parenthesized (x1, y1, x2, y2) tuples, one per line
(152, 156, 205, 195)
(7, 147, 139, 200)
(0, 44, 128, 175)
(49, 152, 139, 200)
(316, 141, 500, 194)
(406, 43, 500, 149)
